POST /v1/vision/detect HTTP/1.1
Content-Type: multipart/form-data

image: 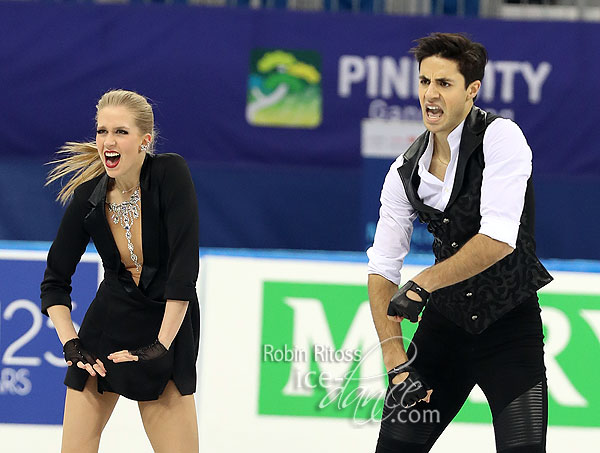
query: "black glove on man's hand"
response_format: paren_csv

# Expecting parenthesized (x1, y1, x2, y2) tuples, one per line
(387, 280, 430, 322)
(130, 339, 168, 361)
(63, 338, 97, 367)
(387, 363, 431, 408)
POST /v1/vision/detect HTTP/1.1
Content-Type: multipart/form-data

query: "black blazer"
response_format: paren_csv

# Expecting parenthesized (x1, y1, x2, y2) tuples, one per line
(41, 152, 200, 314)
(40, 153, 200, 399)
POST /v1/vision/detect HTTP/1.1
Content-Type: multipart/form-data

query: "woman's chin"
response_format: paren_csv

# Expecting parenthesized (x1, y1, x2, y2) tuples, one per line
(104, 166, 120, 178)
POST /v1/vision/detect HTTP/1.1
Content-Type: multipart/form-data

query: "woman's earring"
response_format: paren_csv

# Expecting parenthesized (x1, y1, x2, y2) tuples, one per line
(140, 143, 149, 152)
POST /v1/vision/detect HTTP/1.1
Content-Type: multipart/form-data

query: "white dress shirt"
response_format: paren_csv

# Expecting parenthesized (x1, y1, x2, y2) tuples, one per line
(367, 117, 533, 285)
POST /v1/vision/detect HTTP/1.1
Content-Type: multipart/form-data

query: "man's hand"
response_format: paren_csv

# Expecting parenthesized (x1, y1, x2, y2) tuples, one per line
(387, 280, 430, 323)
(387, 363, 432, 408)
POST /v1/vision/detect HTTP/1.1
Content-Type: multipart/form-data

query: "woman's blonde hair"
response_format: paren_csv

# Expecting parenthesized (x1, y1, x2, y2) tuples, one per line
(46, 89, 156, 205)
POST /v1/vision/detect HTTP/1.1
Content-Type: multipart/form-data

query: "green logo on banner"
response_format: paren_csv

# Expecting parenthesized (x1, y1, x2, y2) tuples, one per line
(246, 49, 322, 128)
(258, 281, 600, 427)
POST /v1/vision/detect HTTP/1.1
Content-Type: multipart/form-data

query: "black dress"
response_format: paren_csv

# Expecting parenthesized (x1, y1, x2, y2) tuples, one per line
(40, 153, 200, 401)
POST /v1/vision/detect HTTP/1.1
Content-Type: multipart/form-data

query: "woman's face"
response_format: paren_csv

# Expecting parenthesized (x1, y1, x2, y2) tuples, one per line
(96, 105, 149, 183)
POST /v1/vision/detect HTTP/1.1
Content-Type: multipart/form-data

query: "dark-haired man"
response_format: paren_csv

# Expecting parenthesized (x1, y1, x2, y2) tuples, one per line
(367, 33, 552, 452)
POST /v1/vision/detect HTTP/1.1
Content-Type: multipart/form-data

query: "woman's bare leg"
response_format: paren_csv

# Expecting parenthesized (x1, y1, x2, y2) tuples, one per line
(61, 376, 120, 453)
(138, 380, 199, 453)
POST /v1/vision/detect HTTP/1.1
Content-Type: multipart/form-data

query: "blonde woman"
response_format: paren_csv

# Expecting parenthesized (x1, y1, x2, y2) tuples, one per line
(41, 89, 200, 453)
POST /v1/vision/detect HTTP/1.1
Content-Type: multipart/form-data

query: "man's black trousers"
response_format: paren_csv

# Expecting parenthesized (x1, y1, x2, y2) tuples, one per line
(376, 295, 547, 453)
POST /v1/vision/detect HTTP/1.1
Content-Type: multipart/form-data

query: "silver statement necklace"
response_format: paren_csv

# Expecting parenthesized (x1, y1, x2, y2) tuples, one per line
(106, 186, 141, 272)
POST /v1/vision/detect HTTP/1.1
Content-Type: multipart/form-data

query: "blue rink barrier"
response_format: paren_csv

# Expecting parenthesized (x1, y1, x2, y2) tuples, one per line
(0, 240, 599, 425)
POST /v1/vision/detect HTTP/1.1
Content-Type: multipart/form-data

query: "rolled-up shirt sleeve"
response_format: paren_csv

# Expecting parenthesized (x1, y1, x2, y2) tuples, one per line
(479, 118, 532, 249)
(367, 157, 417, 285)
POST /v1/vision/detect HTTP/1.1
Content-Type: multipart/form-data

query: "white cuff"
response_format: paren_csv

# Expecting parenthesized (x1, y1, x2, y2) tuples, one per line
(479, 216, 519, 249)
(366, 247, 402, 285)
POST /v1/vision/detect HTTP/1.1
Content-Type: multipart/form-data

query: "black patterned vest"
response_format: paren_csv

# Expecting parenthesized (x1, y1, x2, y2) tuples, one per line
(397, 107, 553, 334)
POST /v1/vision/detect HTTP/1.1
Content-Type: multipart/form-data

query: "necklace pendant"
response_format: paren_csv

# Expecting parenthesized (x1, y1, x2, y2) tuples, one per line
(106, 188, 141, 272)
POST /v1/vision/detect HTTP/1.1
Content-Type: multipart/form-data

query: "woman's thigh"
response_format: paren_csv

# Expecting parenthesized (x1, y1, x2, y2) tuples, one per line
(62, 376, 120, 453)
(138, 380, 199, 453)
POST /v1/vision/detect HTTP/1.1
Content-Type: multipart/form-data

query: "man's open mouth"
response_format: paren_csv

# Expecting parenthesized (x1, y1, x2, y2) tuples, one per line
(426, 106, 443, 119)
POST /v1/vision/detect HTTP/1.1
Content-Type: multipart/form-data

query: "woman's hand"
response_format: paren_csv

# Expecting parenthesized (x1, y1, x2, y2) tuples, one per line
(108, 339, 168, 363)
(107, 350, 138, 363)
(63, 338, 106, 377)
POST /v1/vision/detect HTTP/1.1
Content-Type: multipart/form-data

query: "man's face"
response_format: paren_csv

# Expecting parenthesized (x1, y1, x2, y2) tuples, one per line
(418, 55, 480, 137)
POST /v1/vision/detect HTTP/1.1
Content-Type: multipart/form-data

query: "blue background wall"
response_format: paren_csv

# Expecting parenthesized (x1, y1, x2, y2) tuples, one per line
(1, 3, 598, 259)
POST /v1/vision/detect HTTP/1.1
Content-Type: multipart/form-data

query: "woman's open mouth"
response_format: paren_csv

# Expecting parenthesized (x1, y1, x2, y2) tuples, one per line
(104, 151, 121, 169)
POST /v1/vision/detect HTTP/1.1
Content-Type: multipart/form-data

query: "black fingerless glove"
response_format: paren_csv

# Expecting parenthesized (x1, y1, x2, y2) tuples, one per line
(387, 363, 431, 408)
(387, 280, 430, 322)
(63, 338, 97, 367)
(130, 339, 168, 361)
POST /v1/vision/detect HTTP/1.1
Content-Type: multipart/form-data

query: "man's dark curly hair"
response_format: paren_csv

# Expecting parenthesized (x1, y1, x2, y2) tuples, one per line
(410, 33, 488, 88)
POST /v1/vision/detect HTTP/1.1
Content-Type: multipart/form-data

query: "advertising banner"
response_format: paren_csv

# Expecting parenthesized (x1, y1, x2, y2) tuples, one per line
(197, 252, 600, 452)
(0, 249, 101, 425)
(2, 3, 598, 178)
(1, 244, 599, 452)
(256, 276, 600, 427)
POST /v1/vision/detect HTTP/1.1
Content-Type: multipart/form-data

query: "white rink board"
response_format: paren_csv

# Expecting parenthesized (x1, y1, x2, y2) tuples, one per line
(1, 249, 599, 452)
